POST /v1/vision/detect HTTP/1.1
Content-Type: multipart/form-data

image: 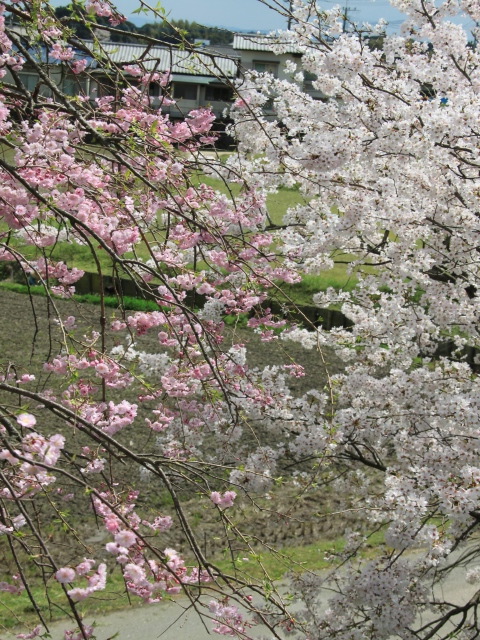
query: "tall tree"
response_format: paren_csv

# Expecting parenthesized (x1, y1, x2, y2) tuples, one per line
(227, 0, 480, 637)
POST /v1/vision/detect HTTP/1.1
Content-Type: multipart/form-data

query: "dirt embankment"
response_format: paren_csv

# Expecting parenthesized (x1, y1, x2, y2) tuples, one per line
(0, 289, 353, 553)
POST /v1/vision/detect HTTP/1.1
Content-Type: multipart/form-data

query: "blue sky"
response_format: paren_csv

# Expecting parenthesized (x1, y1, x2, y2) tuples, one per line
(112, 0, 407, 32)
(62, 0, 473, 35)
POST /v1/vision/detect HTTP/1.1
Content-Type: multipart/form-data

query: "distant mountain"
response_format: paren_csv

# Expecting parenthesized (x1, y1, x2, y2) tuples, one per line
(137, 19, 234, 45)
(54, 5, 243, 44)
(128, 15, 266, 33)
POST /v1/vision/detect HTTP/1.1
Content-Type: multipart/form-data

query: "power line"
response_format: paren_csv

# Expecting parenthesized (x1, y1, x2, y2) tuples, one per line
(342, 3, 359, 33)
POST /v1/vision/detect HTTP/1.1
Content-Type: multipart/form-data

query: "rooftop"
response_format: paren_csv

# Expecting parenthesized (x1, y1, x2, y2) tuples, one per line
(95, 41, 239, 77)
(232, 33, 301, 54)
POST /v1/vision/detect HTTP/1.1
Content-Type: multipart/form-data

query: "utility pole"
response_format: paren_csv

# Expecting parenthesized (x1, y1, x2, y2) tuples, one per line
(342, 3, 358, 33)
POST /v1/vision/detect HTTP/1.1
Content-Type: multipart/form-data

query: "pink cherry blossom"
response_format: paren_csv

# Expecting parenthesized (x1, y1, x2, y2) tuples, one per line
(16, 625, 42, 639)
(55, 567, 76, 584)
(16, 413, 36, 428)
(114, 530, 137, 548)
(210, 491, 237, 509)
(70, 59, 87, 75)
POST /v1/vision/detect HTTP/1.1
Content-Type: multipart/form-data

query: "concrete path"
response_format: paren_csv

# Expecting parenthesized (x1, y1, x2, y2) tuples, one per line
(3, 591, 276, 640)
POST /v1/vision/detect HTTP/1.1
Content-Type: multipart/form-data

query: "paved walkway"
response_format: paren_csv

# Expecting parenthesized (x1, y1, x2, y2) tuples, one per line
(4, 591, 274, 640)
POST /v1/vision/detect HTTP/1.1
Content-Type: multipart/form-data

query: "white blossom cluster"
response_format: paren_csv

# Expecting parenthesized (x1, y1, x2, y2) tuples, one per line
(224, 1, 480, 637)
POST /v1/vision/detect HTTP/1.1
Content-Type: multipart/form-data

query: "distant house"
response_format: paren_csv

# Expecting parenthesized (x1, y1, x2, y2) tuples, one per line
(232, 33, 327, 101)
(3, 35, 239, 120)
(3, 43, 90, 100)
(89, 41, 239, 119)
(3, 28, 326, 126)
(233, 33, 301, 80)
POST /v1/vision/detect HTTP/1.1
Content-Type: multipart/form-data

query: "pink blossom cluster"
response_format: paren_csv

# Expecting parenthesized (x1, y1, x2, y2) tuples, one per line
(0, 5, 12, 54)
(16, 624, 42, 639)
(0, 97, 10, 133)
(63, 625, 95, 640)
(0, 514, 26, 535)
(210, 490, 237, 509)
(70, 59, 88, 75)
(86, 0, 113, 17)
(56, 560, 107, 602)
(0, 431, 65, 499)
(125, 310, 167, 335)
(80, 447, 106, 474)
(30, 258, 84, 286)
(89, 491, 209, 602)
(45, 352, 134, 391)
(75, 399, 137, 435)
(208, 599, 251, 637)
(50, 43, 74, 61)
(0, 5, 311, 640)
(0, 574, 24, 595)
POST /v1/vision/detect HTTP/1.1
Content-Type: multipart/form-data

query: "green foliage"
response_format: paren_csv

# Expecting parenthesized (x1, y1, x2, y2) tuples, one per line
(214, 528, 386, 582)
(277, 270, 359, 307)
(223, 313, 249, 328)
(0, 282, 47, 297)
(53, 6, 234, 45)
(138, 19, 234, 46)
(54, 5, 138, 42)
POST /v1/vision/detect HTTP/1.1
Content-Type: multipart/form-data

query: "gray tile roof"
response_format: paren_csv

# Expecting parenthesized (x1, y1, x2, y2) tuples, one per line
(232, 33, 300, 53)
(92, 41, 238, 77)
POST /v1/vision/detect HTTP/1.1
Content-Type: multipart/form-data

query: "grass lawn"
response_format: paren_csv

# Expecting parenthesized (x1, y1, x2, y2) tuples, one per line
(213, 528, 386, 582)
(1, 144, 373, 305)
(196, 174, 306, 227)
(0, 572, 143, 630)
(0, 281, 161, 311)
(1, 136, 372, 303)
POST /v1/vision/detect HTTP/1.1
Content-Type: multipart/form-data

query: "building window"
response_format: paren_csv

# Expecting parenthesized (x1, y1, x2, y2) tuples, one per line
(149, 83, 161, 97)
(205, 85, 232, 102)
(18, 73, 41, 92)
(18, 73, 37, 91)
(252, 61, 279, 77)
(172, 83, 198, 101)
(61, 77, 85, 96)
(94, 76, 116, 98)
(17, 73, 55, 97)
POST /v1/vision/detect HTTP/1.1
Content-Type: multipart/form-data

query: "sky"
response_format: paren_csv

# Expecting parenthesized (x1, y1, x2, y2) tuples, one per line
(51, 0, 473, 36)
(112, 0, 411, 32)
